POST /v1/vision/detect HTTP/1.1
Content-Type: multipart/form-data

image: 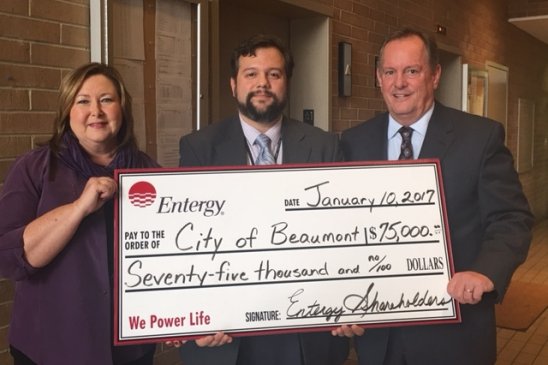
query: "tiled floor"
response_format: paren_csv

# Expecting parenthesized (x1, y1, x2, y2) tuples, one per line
(344, 220, 548, 365)
(495, 220, 548, 365)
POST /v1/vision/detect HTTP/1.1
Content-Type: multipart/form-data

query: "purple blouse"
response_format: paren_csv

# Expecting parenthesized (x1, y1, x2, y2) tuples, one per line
(0, 146, 157, 365)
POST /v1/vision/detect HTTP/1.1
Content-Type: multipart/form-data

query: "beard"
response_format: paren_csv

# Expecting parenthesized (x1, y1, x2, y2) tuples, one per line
(237, 90, 287, 124)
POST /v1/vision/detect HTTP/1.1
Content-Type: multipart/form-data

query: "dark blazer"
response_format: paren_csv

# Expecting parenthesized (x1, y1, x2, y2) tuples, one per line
(180, 116, 343, 166)
(340, 102, 534, 365)
(178, 116, 348, 365)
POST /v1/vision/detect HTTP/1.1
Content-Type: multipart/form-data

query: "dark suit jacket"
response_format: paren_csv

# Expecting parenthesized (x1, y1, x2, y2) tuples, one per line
(178, 116, 348, 365)
(340, 102, 533, 365)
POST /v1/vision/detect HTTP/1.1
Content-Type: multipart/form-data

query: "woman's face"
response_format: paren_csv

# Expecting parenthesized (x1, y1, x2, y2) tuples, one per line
(69, 74, 123, 154)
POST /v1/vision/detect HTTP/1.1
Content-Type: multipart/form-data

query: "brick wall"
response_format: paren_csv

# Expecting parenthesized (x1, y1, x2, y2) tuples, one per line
(0, 280, 14, 365)
(0, 0, 89, 186)
(329, 0, 548, 219)
(0, 1, 90, 363)
(0, 1, 180, 364)
(1, 0, 548, 364)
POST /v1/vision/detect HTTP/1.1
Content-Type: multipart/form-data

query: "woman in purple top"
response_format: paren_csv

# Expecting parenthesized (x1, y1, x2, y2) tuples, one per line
(0, 63, 158, 365)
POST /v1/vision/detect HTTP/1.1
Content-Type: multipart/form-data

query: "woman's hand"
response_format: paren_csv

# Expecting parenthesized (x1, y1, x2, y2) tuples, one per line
(23, 176, 118, 268)
(74, 176, 118, 216)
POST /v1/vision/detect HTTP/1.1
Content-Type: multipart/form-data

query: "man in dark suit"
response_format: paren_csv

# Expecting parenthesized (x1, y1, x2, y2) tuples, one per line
(339, 28, 533, 365)
(177, 34, 348, 365)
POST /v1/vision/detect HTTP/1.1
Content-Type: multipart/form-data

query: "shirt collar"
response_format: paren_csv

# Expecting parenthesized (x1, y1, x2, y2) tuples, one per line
(388, 103, 434, 139)
(240, 115, 283, 146)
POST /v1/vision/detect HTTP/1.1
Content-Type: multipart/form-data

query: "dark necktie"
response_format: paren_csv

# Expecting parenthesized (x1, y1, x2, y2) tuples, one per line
(398, 126, 414, 160)
(254, 134, 275, 165)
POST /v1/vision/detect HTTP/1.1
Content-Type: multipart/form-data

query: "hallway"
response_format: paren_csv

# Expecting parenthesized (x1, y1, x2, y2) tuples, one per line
(496, 219, 548, 364)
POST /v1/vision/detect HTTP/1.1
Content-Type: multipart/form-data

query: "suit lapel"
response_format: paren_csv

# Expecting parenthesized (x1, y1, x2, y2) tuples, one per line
(280, 119, 311, 163)
(350, 114, 389, 161)
(365, 117, 389, 161)
(213, 117, 248, 166)
(419, 103, 455, 161)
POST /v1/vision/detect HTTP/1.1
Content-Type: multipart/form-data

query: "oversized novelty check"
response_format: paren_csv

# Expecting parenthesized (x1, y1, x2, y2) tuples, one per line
(114, 161, 459, 344)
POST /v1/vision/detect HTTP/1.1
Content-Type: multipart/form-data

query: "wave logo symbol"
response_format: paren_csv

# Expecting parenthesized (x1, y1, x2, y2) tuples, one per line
(128, 181, 157, 208)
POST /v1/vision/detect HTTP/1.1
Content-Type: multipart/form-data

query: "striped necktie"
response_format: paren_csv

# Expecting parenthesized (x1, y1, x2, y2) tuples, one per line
(254, 134, 275, 165)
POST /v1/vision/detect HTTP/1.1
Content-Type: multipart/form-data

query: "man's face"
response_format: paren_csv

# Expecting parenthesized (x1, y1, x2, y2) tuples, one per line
(230, 46, 288, 124)
(377, 35, 441, 126)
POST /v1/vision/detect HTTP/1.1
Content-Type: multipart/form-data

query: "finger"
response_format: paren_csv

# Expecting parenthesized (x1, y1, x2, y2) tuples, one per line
(167, 340, 185, 347)
(336, 325, 352, 337)
(351, 324, 365, 336)
(331, 325, 364, 337)
(215, 333, 232, 346)
(462, 287, 483, 304)
(471, 289, 483, 303)
(195, 336, 215, 347)
(462, 288, 473, 303)
(208, 336, 226, 347)
(197, 332, 231, 347)
(342, 325, 357, 337)
(446, 281, 462, 298)
(97, 179, 117, 199)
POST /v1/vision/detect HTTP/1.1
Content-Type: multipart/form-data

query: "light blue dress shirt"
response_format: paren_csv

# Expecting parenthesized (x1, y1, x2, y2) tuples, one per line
(387, 105, 434, 160)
